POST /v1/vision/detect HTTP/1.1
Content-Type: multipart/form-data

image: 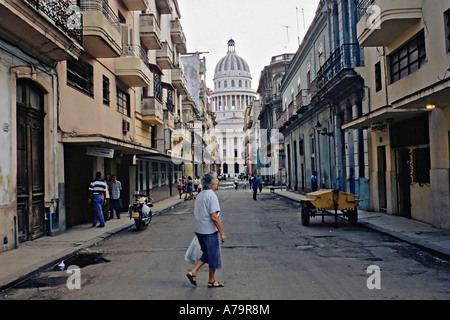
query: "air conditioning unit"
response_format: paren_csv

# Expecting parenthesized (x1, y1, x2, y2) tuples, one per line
(122, 120, 130, 134)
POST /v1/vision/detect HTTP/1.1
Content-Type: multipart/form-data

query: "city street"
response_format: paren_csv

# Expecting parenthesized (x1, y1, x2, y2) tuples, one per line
(2, 181, 449, 303)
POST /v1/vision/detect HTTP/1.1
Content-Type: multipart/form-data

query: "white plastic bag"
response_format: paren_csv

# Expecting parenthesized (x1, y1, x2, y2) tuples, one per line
(184, 236, 201, 264)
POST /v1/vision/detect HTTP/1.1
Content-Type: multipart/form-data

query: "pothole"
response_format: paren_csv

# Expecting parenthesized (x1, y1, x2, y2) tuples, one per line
(51, 252, 110, 271)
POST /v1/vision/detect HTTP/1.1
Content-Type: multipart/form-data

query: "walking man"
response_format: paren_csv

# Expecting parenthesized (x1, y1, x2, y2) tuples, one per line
(251, 174, 259, 200)
(88, 171, 107, 228)
(109, 174, 122, 219)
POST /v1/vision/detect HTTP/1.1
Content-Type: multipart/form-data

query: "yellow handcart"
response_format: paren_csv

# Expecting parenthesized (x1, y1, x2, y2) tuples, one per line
(300, 189, 361, 227)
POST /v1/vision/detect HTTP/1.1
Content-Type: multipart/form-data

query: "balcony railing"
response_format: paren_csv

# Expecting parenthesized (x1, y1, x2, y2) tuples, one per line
(357, 0, 375, 22)
(316, 43, 364, 91)
(77, 0, 120, 32)
(121, 44, 148, 63)
(23, 0, 83, 44)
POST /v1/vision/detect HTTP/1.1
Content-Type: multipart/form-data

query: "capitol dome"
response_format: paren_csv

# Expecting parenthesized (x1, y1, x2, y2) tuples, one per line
(214, 39, 251, 79)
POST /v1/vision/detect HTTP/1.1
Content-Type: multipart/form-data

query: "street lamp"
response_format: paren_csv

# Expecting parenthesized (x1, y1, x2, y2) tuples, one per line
(315, 121, 322, 133)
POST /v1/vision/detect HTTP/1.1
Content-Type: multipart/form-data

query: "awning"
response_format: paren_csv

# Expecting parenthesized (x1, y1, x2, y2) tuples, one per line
(341, 106, 427, 130)
(137, 153, 186, 165)
(61, 134, 159, 156)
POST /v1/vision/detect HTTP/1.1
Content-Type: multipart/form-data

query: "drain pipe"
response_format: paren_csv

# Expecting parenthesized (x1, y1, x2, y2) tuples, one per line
(14, 216, 18, 249)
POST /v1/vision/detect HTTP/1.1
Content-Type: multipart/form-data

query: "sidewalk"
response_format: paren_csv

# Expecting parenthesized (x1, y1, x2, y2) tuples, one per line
(272, 188, 450, 260)
(0, 195, 184, 291)
(1, 188, 450, 291)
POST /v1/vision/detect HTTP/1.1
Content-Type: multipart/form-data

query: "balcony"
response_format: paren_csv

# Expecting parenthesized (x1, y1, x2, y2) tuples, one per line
(171, 68, 188, 95)
(0, 0, 83, 63)
(316, 44, 364, 95)
(79, 0, 121, 58)
(357, 0, 422, 47)
(296, 89, 310, 115)
(140, 13, 162, 50)
(156, 41, 174, 70)
(122, 0, 148, 11)
(115, 45, 151, 87)
(141, 97, 164, 125)
(173, 121, 191, 142)
(170, 19, 187, 54)
(156, 0, 172, 14)
(164, 109, 175, 131)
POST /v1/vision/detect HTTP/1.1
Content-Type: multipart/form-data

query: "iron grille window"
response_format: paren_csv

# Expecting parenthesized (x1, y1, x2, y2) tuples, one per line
(67, 59, 93, 96)
(102, 75, 110, 105)
(116, 88, 130, 116)
(166, 88, 174, 112)
(389, 31, 426, 84)
(154, 73, 162, 101)
(151, 125, 157, 149)
(375, 62, 382, 92)
(445, 9, 450, 52)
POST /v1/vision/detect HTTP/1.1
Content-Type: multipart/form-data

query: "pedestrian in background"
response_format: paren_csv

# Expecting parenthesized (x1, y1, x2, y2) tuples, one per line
(186, 172, 226, 288)
(257, 175, 264, 193)
(311, 170, 318, 192)
(103, 174, 111, 221)
(233, 175, 239, 190)
(251, 174, 259, 200)
(194, 176, 199, 193)
(109, 174, 122, 219)
(88, 171, 107, 228)
(184, 176, 194, 200)
(178, 178, 184, 199)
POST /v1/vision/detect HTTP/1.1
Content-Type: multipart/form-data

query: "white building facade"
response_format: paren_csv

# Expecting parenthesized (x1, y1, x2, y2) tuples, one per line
(210, 39, 257, 178)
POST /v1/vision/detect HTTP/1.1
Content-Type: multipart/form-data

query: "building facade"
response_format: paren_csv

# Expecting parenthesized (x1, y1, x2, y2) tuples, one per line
(179, 52, 217, 179)
(0, 0, 83, 250)
(344, 0, 450, 229)
(0, 0, 204, 253)
(256, 53, 294, 184)
(278, 0, 368, 210)
(210, 39, 257, 178)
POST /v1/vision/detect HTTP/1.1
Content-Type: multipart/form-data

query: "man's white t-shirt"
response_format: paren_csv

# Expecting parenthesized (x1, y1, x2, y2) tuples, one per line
(194, 189, 221, 234)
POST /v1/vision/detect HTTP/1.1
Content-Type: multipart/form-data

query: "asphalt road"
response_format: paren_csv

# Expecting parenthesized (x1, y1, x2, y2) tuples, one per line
(2, 181, 450, 304)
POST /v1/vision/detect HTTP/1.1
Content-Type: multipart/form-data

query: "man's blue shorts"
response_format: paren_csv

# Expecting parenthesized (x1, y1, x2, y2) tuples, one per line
(196, 231, 221, 270)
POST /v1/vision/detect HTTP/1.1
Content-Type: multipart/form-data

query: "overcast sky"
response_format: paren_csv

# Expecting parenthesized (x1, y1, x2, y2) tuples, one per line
(177, 0, 321, 89)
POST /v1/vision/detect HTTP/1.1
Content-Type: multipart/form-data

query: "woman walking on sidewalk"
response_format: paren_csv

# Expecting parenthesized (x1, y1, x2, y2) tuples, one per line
(186, 172, 226, 288)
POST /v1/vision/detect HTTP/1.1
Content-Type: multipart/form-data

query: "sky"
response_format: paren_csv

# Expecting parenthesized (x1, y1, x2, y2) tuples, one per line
(177, 0, 321, 90)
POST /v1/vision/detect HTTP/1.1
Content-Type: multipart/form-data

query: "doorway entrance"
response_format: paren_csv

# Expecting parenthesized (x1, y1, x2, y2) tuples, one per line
(16, 79, 45, 242)
(396, 149, 411, 218)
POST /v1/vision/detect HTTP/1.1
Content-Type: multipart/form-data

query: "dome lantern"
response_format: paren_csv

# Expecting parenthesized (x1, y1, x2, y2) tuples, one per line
(227, 39, 236, 53)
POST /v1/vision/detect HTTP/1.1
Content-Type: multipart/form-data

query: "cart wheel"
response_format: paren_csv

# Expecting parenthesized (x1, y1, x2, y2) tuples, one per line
(301, 206, 310, 226)
(347, 208, 358, 225)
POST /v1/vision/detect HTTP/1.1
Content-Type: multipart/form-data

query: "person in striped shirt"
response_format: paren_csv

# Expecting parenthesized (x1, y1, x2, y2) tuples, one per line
(88, 171, 107, 228)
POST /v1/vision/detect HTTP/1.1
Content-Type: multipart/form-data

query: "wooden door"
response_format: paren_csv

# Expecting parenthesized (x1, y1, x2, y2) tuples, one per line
(16, 80, 45, 241)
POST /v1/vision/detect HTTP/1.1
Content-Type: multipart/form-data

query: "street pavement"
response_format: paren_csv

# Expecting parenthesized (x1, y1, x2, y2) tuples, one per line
(1, 185, 450, 291)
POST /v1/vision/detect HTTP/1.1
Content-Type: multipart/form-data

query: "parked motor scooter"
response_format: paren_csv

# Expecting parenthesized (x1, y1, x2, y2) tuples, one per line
(128, 192, 153, 230)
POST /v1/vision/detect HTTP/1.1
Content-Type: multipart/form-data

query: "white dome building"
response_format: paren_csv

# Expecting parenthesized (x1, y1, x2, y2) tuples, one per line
(211, 39, 257, 178)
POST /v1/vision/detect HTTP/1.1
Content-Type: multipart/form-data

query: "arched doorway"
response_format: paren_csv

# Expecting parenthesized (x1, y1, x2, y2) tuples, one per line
(16, 79, 45, 241)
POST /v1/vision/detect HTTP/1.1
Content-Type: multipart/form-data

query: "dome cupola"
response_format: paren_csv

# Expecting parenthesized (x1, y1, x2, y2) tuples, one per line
(214, 39, 251, 79)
